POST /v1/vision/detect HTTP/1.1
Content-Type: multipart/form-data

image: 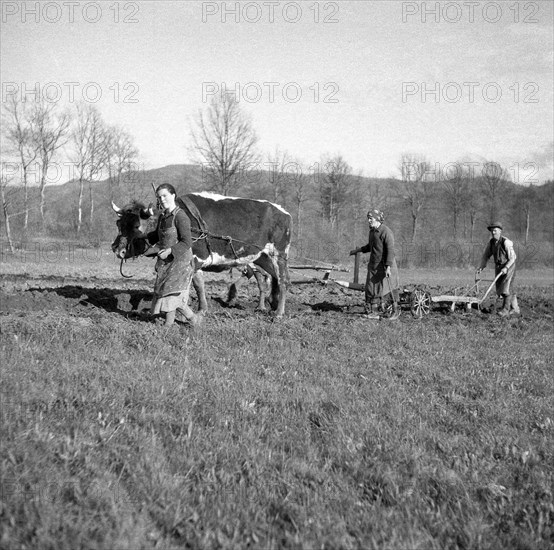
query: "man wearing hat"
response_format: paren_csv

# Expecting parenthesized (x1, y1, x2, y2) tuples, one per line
(477, 221, 519, 316)
(350, 209, 398, 319)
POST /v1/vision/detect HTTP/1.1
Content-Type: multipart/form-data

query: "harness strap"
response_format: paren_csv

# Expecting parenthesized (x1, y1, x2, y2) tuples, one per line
(190, 227, 266, 255)
(177, 197, 208, 233)
(224, 235, 239, 259)
(121, 202, 270, 273)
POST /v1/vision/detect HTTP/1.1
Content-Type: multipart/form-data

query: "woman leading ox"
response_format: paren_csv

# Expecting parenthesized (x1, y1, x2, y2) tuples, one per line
(147, 184, 202, 328)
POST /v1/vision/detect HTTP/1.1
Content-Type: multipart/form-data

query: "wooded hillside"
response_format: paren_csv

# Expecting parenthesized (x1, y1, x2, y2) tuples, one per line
(2, 163, 552, 268)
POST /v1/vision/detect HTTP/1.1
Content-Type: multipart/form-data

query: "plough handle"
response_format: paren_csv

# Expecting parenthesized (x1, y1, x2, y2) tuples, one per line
(480, 272, 504, 303)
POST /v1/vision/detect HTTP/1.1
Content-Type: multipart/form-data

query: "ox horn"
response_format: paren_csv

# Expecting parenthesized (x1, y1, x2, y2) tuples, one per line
(140, 205, 154, 219)
(111, 201, 122, 214)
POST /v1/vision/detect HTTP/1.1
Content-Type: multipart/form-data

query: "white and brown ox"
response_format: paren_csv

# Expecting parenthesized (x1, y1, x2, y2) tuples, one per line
(111, 191, 292, 317)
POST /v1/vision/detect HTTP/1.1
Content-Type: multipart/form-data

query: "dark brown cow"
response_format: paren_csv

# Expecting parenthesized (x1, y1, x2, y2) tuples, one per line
(112, 192, 292, 317)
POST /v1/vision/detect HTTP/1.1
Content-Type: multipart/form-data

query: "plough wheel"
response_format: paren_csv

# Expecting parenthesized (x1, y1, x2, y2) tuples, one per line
(410, 289, 432, 318)
(381, 296, 401, 320)
(381, 302, 400, 320)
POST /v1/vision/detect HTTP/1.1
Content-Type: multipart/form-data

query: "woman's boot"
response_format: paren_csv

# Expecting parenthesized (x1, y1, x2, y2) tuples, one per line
(176, 305, 202, 328)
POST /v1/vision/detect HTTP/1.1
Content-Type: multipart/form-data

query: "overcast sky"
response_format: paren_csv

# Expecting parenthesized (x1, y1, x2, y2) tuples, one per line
(1, 0, 553, 183)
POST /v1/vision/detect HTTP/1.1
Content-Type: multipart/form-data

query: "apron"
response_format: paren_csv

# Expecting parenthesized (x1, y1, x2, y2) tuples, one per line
(153, 207, 194, 299)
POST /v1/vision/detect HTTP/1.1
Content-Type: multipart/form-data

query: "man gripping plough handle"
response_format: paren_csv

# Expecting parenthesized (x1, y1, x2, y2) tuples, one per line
(476, 221, 520, 317)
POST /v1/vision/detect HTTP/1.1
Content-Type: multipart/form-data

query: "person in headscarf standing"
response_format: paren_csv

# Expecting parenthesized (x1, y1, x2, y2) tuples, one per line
(477, 221, 519, 316)
(147, 183, 202, 327)
(350, 209, 398, 319)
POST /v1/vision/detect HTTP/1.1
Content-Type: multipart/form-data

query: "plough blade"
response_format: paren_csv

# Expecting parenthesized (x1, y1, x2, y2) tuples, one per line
(334, 280, 364, 291)
(290, 270, 332, 285)
(289, 264, 350, 273)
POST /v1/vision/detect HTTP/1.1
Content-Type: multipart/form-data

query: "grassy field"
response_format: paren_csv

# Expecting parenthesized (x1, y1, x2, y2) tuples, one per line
(1, 250, 553, 549)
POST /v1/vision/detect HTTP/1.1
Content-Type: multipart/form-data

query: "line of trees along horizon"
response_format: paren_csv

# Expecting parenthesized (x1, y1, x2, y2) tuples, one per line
(2, 95, 553, 266)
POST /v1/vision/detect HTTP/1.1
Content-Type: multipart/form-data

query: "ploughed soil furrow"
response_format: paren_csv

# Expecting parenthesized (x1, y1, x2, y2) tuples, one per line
(0, 272, 153, 290)
(1, 272, 551, 322)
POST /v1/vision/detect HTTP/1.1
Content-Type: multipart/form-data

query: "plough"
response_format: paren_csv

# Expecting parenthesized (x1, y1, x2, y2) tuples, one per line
(307, 253, 503, 318)
(333, 275, 501, 318)
(289, 263, 350, 285)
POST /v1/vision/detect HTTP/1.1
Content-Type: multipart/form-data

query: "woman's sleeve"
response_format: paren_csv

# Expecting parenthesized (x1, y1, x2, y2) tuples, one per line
(382, 227, 395, 266)
(172, 210, 192, 256)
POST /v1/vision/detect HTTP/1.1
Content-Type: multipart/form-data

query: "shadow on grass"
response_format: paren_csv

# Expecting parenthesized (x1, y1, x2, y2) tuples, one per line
(211, 296, 246, 310)
(307, 301, 345, 312)
(26, 285, 152, 318)
(22, 285, 251, 322)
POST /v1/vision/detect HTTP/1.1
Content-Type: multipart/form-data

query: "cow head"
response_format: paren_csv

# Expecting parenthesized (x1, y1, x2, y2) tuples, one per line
(111, 201, 155, 259)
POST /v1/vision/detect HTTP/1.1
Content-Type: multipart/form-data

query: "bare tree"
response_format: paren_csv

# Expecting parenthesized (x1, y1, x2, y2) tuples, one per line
(104, 124, 139, 202)
(277, 158, 305, 242)
(364, 179, 390, 213)
(441, 162, 467, 239)
(318, 154, 353, 229)
(0, 162, 16, 253)
(518, 184, 536, 244)
(191, 94, 259, 195)
(481, 160, 507, 221)
(2, 97, 39, 233)
(465, 176, 481, 243)
(32, 99, 70, 227)
(448, 159, 483, 241)
(265, 147, 293, 206)
(70, 103, 107, 234)
(397, 153, 432, 243)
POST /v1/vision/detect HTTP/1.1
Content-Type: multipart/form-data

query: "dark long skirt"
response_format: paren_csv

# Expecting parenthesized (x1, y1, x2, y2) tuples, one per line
(364, 260, 399, 305)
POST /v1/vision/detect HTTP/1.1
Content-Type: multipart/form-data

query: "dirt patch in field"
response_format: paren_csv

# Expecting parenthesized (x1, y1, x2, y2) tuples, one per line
(0, 284, 148, 315)
(0, 272, 552, 324)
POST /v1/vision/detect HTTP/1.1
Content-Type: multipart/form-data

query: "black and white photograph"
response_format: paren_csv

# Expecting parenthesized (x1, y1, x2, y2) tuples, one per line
(1, 1, 553, 548)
